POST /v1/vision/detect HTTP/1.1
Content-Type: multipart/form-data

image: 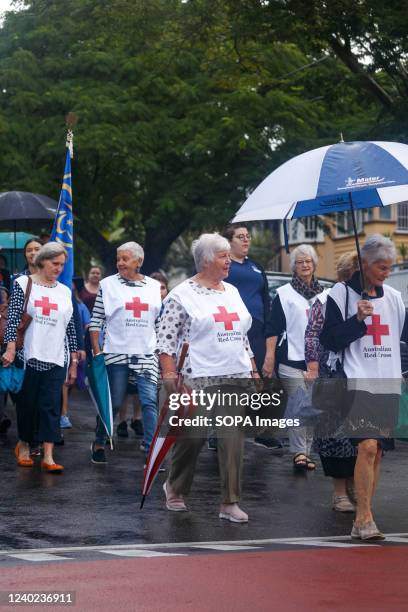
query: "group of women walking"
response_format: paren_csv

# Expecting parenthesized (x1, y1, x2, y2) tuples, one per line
(2, 226, 406, 539)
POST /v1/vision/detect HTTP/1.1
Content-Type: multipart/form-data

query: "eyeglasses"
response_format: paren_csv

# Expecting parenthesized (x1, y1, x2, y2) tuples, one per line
(235, 234, 251, 242)
(295, 259, 313, 266)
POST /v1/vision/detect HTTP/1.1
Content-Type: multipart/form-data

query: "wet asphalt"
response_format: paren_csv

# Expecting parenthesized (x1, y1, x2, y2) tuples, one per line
(1, 389, 408, 551)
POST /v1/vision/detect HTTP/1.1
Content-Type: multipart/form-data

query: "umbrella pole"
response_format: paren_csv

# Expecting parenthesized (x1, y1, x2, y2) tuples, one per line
(348, 193, 367, 296)
(140, 495, 146, 510)
(13, 220, 17, 273)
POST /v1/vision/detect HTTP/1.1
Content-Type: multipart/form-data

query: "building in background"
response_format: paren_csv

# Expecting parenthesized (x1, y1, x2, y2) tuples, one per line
(279, 203, 408, 279)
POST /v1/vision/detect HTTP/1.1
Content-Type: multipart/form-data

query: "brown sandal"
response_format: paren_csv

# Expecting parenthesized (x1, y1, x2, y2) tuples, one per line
(293, 453, 308, 471)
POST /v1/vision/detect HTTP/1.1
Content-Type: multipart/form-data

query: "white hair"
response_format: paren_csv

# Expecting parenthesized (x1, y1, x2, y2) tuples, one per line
(361, 234, 396, 265)
(191, 233, 230, 272)
(117, 241, 144, 262)
(289, 243, 318, 274)
(34, 241, 68, 268)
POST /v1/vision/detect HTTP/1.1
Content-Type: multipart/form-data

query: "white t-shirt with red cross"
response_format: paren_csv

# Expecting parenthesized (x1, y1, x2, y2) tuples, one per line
(16, 275, 73, 367)
(329, 281, 405, 394)
(169, 279, 252, 377)
(100, 274, 161, 355)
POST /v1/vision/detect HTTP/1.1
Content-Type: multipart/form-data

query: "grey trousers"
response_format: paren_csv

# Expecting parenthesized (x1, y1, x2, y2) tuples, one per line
(168, 385, 245, 503)
(279, 364, 314, 455)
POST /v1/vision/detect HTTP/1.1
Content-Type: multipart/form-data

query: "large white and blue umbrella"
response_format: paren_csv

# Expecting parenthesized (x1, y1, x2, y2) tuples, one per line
(232, 140, 408, 290)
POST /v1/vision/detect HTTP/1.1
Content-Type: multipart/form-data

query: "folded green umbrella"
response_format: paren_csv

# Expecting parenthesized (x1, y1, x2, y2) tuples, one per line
(86, 354, 113, 447)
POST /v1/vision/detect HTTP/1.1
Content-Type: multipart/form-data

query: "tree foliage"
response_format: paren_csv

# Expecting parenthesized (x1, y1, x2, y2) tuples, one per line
(0, 0, 391, 272)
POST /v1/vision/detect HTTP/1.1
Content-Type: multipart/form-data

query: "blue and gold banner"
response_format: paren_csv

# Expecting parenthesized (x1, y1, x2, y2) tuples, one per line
(51, 136, 73, 288)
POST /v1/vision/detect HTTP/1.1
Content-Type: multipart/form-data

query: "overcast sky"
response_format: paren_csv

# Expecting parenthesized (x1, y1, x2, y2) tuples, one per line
(0, 0, 21, 15)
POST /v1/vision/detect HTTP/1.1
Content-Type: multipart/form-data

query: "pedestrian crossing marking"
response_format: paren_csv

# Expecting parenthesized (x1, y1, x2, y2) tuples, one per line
(277, 540, 375, 549)
(191, 545, 262, 551)
(101, 550, 186, 558)
(2, 533, 408, 563)
(8, 552, 72, 562)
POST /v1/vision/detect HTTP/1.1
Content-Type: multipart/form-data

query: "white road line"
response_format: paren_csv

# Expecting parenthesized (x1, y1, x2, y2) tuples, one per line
(8, 553, 72, 562)
(191, 545, 262, 551)
(380, 536, 408, 544)
(1, 532, 407, 557)
(101, 550, 186, 558)
(276, 540, 376, 549)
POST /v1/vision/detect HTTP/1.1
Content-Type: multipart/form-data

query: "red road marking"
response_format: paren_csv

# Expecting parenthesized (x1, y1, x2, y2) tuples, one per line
(1, 547, 408, 611)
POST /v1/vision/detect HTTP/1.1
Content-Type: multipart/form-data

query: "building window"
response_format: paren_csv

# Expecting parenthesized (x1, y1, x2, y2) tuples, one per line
(397, 202, 408, 231)
(379, 206, 392, 220)
(335, 210, 363, 237)
(281, 217, 324, 245)
(364, 208, 374, 222)
(304, 217, 317, 240)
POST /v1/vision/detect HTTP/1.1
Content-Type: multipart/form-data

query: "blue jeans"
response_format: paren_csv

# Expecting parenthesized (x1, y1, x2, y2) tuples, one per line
(95, 364, 158, 453)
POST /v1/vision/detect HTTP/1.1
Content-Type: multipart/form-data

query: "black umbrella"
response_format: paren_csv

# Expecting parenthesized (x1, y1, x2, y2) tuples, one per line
(0, 191, 58, 221)
(0, 191, 59, 271)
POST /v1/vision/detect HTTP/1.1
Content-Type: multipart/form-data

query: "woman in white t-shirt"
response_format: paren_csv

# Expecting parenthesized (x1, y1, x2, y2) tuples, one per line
(3, 242, 78, 474)
(158, 233, 260, 523)
(321, 234, 408, 541)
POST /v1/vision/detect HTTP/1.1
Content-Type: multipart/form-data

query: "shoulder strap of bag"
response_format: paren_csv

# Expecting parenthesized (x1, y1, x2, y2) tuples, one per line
(341, 283, 349, 367)
(22, 277, 32, 314)
(177, 342, 189, 373)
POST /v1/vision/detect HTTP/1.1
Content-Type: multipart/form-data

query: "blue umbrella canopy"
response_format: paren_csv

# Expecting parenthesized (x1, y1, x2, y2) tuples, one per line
(233, 140, 408, 291)
(233, 141, 408, 222)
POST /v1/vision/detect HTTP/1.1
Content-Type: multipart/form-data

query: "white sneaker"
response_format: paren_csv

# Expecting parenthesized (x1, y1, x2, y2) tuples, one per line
(163, 482, 188, 512)
(219, 503, 248, 523)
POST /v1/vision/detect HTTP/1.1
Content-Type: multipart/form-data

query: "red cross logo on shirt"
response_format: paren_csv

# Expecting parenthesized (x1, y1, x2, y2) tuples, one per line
(213, 306, 240, 331)
(34, 296, 58, 316)
(366, 314, 390, 345)
(125, 297, 149, 318)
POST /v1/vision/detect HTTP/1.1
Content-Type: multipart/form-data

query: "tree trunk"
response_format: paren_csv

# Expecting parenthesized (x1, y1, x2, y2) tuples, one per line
(142, 220, 190, 274)
(329, 35, 395, 112)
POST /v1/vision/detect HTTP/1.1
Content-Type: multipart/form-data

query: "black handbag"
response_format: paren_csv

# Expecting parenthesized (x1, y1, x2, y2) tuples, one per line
(313, 283, 350, 437)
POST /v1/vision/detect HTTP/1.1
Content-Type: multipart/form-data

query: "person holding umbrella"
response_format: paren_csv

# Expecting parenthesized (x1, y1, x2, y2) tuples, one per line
(321, 234, 408, 540)
(158, 233, 259, 522)
(11, 237, 43, 284)
(2, 241, 78, 473)
(89, 241, 161, 464)
(269, 244, 323, 471)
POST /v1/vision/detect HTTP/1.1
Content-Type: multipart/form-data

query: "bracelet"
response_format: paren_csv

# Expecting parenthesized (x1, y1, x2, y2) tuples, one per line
(252, 370, 259, 375)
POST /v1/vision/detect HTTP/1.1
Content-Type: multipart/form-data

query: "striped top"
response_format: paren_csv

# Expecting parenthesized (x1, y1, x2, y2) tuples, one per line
(89, 274, 159, 384)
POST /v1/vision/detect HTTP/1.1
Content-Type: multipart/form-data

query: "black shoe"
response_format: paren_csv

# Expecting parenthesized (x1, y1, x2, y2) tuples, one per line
(0, 417, 11, 434)
(207, 437, 218, 451)
(253, 437, 284, 453)
(116, 420, 129, 438)
(130, 419, 144, 437)
(91, 442, 107, 464)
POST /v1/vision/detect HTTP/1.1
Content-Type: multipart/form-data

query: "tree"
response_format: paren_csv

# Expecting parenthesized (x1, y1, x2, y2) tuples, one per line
(0, 0, 381, 272)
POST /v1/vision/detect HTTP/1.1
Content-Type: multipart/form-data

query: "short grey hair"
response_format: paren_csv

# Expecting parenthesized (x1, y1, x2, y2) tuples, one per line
(361, 234, 396, 265)
(289, 243, 318, 273)
(34, 241, 68, 268)
(191, 233, 230, 272)
(117, 241, 144, 262)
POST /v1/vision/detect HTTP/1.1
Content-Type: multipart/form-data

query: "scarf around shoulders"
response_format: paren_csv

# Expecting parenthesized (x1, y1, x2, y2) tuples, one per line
(291, 274, 323, 300)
